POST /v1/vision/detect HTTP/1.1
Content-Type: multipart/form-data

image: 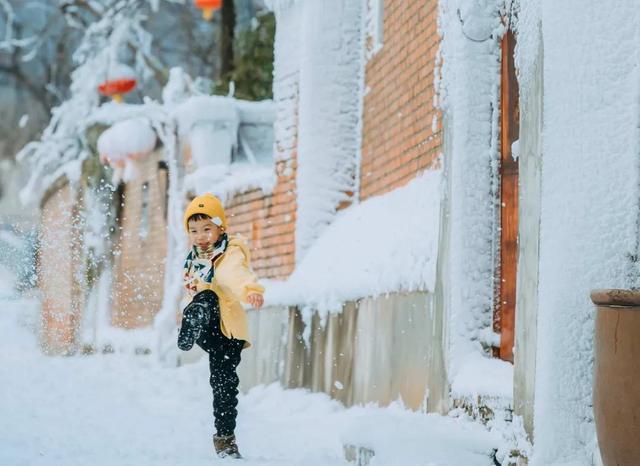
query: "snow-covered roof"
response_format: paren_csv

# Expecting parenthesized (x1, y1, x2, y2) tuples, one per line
(265, 169, 442, 313)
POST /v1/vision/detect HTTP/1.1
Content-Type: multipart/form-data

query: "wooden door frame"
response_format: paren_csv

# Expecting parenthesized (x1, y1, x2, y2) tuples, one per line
(494, 28, 520, 363)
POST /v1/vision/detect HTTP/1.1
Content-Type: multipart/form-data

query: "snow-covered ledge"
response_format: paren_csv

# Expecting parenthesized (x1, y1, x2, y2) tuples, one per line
(174, 95, 277, 200)
(182, 162, 276, 203)
(264, 169, 442, 317)
(174, 96, 240, 168)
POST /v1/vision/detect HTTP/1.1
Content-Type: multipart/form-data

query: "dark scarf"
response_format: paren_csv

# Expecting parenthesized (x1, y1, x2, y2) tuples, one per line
(183, 233, 229, 286)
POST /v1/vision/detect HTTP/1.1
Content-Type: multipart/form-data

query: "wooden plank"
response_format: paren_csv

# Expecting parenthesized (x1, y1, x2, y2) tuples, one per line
(495, 29, 520, 363)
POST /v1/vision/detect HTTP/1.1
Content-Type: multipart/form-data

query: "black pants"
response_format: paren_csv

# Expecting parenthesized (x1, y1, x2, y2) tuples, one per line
(188, 290, 244, 437)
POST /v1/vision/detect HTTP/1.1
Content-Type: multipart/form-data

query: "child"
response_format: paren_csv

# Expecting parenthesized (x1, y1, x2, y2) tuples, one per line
(177, 193, 264, 459)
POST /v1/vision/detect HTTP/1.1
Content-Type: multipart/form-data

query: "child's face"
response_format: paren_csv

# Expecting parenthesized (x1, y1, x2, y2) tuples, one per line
(188, 217, 222, 249)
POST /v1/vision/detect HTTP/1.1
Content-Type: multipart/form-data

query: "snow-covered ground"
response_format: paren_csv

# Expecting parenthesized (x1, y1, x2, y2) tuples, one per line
(0, 294, 498, 466)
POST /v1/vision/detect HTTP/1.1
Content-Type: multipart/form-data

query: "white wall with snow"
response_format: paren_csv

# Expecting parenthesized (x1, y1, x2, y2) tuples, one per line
(516, 2, 640, 464)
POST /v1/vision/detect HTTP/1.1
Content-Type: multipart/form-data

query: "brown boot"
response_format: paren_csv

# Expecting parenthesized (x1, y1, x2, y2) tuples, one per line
(213, 434, 242, 459)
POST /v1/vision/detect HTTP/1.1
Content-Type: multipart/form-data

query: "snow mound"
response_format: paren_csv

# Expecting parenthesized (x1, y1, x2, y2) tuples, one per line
(340, 401, 498, 466)
(451, 351, 514, 399)
(266, 169, 442, 313)
(97, 118, 157, 162)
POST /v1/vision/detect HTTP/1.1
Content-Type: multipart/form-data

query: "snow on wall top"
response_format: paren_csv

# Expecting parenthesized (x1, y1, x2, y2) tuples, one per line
(236, 100, 276, 125)
(172, 95, 276, 135)
(97, 118, 156, 162)
(265, 169, 442, 314)
(173, 96, 240, 137)
(182, 162, 276, 204)
(173, 95, 275, 169)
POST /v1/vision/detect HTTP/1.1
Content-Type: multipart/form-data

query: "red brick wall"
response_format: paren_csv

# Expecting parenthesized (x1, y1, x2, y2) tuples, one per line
(226, 157, 297, 280)
(225, 74, 299, 280)
(39, 181, 84, 354)
(360, 0, 442, 201)
(227, 0, 444, 276)
(112, 151, 168, 328)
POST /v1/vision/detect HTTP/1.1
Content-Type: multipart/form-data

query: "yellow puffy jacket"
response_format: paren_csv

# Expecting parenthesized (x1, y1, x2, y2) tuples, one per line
(186, 235, 264, 348)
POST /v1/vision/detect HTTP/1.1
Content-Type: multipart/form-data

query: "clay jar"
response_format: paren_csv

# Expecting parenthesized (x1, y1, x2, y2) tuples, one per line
(590, 289, 640, 466)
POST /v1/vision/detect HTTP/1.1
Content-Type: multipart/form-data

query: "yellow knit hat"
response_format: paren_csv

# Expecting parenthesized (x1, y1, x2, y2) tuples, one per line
(183, 194, 227, 231)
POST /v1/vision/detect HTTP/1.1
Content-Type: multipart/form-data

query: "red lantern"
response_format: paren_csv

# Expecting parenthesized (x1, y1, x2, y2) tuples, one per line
(194, 0, 222, 21)
(98, 78, 136, 103)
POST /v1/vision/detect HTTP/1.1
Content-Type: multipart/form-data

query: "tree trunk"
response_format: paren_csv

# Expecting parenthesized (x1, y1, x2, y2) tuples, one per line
(220, 0, 236, 79)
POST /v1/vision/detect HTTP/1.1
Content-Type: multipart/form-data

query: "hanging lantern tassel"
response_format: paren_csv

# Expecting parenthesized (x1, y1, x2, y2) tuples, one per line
(195, 0, 222, 21)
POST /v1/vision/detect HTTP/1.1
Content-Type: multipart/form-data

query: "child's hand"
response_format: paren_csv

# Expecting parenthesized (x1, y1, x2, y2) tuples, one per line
(247, 293, 264, 309)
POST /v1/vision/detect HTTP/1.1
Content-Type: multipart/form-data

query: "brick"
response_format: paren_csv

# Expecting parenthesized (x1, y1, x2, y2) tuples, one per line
(360, 0, 442, 200)
(111, 151, 168, 330)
